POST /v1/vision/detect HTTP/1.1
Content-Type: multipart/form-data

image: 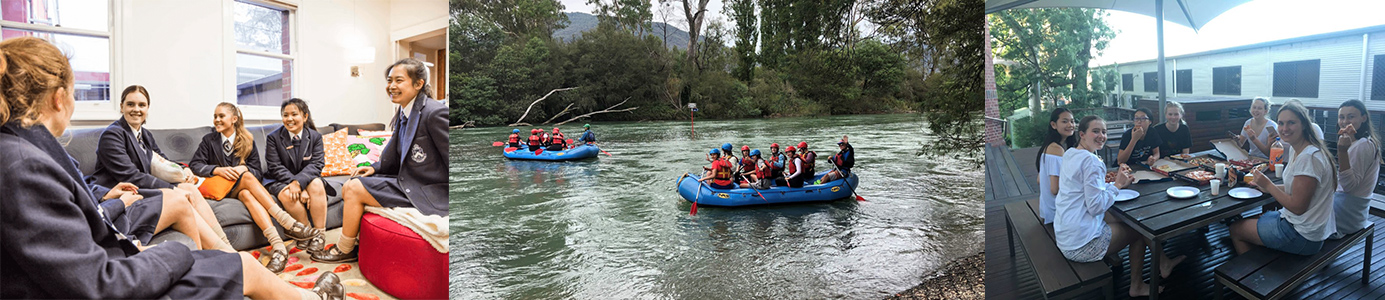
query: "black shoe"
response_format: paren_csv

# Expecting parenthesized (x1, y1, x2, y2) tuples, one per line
(311, 272, 344, 300)
(283, 223, 322, 242)
(266, 249, 289, 273)
(311, 245, 359, 263)
(300, 233, 326, 255)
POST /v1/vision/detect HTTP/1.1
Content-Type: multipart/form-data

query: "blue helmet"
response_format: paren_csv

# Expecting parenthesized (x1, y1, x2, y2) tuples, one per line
(512, 129, 520, 133)
(721, 143, 733, 152)
(709, 149, 720, 155)
(749, 149, 761, 156)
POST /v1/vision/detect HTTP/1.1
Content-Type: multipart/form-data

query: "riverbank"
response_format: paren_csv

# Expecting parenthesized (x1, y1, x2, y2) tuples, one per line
(887, 252, 984, 300)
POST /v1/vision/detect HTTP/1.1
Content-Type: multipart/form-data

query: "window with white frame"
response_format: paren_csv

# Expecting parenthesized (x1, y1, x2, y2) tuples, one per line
(233, 0, 293, 106)
(0, 0, 112, 102)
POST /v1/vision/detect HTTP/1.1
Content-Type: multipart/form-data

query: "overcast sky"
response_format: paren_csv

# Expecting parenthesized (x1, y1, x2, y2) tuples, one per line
(1094, 0, 1385, 66)
(559, 0, 728, 32)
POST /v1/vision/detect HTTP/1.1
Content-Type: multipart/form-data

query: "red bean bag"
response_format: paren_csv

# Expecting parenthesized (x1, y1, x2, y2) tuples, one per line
(359, 212, 447, 299)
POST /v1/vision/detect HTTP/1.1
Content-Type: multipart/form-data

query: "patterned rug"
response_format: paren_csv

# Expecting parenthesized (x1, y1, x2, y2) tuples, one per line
(248, 228, 396, 300)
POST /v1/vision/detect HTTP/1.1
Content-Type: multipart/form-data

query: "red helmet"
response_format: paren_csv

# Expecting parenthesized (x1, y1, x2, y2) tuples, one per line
(553, 128, 560, 132)
(770, 143, 780, 148)
(740, 145, 750, 151)
(785, 146, 796, 152)
(797, 142, 808, 149)
(531, 129, 539, 134)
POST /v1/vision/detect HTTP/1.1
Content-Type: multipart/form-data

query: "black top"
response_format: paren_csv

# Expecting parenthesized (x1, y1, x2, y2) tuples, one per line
(1, 121, 195, 299)
(90, 118, 176, 189)
(370, 93, 448, 216)
(1118, 127, 1163, 165)
(189, 131, 263, 181)
(264, 125, 331, 194)
(1151, 122, 1192, 157)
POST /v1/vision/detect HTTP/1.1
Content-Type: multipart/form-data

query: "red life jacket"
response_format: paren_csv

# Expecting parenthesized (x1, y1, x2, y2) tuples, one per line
(755, 159, 772, 179)
(740, 157, 755, 170)
(712, 160, 733, 185)
(550, 134, 565, 145)
(801, 151, 817, 175)
(528, 135, 541, 146)
(768, 153, 784, 174)
(508, 134, 520, 144)
(784, 157, 799, 178)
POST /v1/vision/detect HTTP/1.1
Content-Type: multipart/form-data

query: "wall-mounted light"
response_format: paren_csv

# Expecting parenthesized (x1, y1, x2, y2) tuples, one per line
(348, 46, 375, 77)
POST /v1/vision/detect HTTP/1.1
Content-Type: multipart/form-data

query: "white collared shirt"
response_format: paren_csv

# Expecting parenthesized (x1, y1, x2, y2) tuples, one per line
(288, 129, 302, 141)
(221, 132, 236, 147)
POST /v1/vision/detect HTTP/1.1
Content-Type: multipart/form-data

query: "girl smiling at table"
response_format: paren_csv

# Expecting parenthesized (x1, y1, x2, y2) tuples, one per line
(1329, 99, 1380, 239)
(1056, 115, 1185, 298)
(1235, 97, 1278, 159)
(1231, 102, 1337, 255)
(1036, 108, 1076, 224)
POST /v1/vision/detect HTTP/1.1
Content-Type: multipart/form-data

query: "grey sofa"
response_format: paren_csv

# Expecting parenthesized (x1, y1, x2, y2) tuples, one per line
(63, 122, 385, 251)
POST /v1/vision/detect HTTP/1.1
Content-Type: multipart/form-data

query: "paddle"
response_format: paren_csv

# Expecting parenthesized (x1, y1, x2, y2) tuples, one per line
(691, 179, 701, 216)
(492, 141, 504, 146)
(740, 174, 768, 202)
(832, 164, 866, 202)
(591, 142, 613, 156)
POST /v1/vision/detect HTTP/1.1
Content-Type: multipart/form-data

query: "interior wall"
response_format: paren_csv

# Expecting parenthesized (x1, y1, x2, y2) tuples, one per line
(73, 0, 445, 129)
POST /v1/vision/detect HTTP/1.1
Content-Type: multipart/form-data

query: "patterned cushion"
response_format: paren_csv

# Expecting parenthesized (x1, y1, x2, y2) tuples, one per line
(347, 130, 393, 168)
(321, 129, 355, 176)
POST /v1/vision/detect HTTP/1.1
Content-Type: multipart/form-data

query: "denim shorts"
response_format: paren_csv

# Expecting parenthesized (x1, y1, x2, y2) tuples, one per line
(1257, 211, 1323, 255)
(1062, 224, 1112, 263)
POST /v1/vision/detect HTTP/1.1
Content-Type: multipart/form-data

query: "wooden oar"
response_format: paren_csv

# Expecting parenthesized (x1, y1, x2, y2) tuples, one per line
(833, 164, 865, 202)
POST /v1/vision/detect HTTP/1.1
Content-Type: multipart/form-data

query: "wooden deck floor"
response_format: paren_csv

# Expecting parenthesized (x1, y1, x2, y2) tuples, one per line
(986, 145, 1385, 299)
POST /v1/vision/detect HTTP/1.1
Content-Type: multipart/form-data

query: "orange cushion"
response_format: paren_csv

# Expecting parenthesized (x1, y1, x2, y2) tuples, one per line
(320, 129, 354, 176)
(197, 176, 235, 200)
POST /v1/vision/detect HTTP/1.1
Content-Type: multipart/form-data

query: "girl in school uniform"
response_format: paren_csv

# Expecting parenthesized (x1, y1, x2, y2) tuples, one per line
(90, 84, 233, 251)
(1036, 108, 1075, 224)
(190, 102, 323, 273)
(1055, 115, 1185, 298)
(264, 98, 333, 252)
(1330, 99, 1381, 238)
(313, 58, 449, 263)
(1231, 102, 1338, 255)
(0, 36, 341, 300)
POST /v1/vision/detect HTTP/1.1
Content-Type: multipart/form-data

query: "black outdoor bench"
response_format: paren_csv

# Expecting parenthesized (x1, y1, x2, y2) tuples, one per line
(1214, 223, 1375, 300)
(1006, 198, 1117, 299)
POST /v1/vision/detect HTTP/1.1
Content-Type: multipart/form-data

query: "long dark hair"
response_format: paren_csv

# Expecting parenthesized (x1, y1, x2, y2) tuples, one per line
(1036, 108, 1077, 172)
(280, 98, 317, 131)
(1278, 101, 1337, 179)
(1339, 99, 1381, 164)
(385, 58, 432, 99)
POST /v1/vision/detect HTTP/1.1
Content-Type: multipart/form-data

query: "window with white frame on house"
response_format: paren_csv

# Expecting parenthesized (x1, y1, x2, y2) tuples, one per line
(0, 0, 111, 102)
(1373, 54, 1384, 101)
(1272, 59, 1319, 98)
(233, 0, 293, 106)
(1175, 69, 1192, 94)
(1213, 66, 1240, 96)
(1143, 72, 1158, 92)
(1122, 73, 1133, 91)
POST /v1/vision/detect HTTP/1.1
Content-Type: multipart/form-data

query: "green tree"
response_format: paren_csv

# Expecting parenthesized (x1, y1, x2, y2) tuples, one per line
(589, 0, 653, 36)
(854, 39, 906, 99)
(726, 0, 757, 82)
(455, 0, 569, 38)
(989, 8, 1115, 109)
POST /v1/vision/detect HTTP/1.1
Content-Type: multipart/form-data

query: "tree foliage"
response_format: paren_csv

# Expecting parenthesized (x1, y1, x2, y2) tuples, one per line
(989, 8, 1115, 109)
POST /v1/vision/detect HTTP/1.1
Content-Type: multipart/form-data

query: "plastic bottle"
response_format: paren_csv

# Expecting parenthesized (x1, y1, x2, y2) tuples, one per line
(1269, 137, 1285, 171)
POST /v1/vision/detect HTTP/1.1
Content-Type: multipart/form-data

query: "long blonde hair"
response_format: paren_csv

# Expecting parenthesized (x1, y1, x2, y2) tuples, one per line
(216, 102, 254, 164)
(1278, 101, 1337, 185)
(0, 37, 73, 127)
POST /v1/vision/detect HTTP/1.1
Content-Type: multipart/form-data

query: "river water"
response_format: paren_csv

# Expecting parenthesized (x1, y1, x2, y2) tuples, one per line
(448, 114, 983, 299)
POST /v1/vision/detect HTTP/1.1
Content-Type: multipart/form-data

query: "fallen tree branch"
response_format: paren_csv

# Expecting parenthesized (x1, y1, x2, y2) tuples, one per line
(541, 103, 576, 125)
(555, 98, 638, 126)
(509, 87, 578, 127)
(448, 120, 476, 129)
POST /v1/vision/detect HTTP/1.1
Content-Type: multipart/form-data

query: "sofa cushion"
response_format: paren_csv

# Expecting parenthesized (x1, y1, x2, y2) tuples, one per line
(147, 126, 213, 163)
(322, 129, 355, 176)
(63, 127, 107, 175)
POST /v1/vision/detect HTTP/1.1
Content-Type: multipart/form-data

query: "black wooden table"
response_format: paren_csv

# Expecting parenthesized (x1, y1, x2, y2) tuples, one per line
(1107, 162, 1283, 300)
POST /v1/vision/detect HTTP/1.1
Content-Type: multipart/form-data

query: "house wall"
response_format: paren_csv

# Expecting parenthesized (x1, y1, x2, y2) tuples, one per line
(70, 0, 445, 129)
(1111, 29, 1385, 111)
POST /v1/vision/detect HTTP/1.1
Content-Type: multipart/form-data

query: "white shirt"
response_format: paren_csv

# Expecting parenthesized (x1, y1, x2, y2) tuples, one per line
(288, 129, 302, 141)
(1278, 145, 1336, 242)
(1054, 148, 1118, 251)
(1242, 119, 1277, 158)
(1332, 138, 1381, 238)
(221, 132, 236, 150)
(1038, 152, 1063, 224)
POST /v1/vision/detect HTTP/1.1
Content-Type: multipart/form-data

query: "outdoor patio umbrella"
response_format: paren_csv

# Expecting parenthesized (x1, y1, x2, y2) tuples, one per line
(985, 0, 1254, 122)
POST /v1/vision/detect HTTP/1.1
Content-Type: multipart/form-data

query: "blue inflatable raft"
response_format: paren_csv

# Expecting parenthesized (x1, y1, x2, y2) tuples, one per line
(503, 144, 600, 161)
(675, 171, 859, 207)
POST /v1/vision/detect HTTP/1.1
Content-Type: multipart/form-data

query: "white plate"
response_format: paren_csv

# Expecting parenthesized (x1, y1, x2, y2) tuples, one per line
(1166, 186, 1200, 199)
(1228, 187, 1263, 199)
(1115, 189, 1140, 202)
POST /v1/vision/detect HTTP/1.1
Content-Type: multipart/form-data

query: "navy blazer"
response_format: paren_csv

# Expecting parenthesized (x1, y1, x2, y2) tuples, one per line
(1, 122, 195, 299)
(188, 131, 264, 181)
(264, 125, 335, 194)
(90, 118, 176, 189)
(371, 94, 448, 215)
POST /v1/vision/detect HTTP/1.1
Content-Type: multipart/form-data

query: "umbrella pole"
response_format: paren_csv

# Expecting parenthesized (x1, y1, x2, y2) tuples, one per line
(1157, 0, 1167, 124)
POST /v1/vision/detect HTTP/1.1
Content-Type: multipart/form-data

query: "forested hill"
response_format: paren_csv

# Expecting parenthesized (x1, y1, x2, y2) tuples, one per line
(553, 12, 694, 49)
